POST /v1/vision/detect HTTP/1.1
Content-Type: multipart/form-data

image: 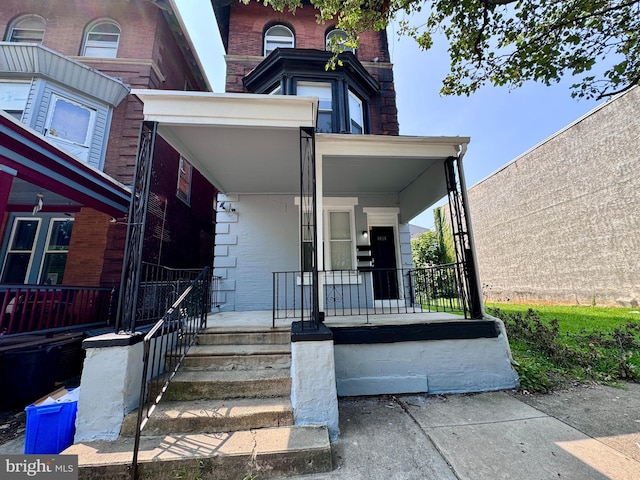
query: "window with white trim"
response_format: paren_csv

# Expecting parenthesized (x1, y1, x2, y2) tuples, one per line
(38, 219, 73, 285)
(0, 81, 30, 120)
(264, 25, 294, 56)
(82, 20, 120, 58)
(327, 210, 353, 270)
(1, 218, 41, 283)
(45, 94, 96, 162)
(297, 82, 332, 133)
(6, 15, 45, 43)
(348, 90, 364, 134)
(176, 156, 193, 205)
(325, 29, 354, 53)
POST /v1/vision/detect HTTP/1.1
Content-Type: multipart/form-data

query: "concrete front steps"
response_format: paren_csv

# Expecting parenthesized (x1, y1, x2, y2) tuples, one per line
(66, 327, 332, 480)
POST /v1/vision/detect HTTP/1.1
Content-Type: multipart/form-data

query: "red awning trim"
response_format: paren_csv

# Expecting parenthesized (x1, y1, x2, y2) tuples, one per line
(0, 112, 131, 217)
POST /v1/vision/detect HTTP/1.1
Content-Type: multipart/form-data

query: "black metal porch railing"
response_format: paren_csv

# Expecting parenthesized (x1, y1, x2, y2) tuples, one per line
(0, 285, 115, 336)
(273, 264, 469, 325)
(134, 262, 203, 329)
(130, 266, 210, 480)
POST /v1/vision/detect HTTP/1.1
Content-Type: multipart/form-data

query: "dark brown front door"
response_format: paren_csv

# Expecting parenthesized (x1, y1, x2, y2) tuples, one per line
(370, 226, 398, 299)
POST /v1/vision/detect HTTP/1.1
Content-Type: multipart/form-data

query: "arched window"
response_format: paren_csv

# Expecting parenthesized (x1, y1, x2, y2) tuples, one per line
(326, 29, 354, 53)
(82, 20, 120, 58)
(6, 15, 45, 43)
(264, 24, 294, 56)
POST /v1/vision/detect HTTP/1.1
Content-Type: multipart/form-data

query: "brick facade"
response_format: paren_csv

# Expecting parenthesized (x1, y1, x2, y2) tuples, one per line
(222, 1, 399, 135)
(0, 0, 216, 288)
(467, 87, 640, 307)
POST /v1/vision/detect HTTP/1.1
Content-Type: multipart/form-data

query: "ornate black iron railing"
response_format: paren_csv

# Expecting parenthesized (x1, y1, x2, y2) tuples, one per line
(273, 264, 468, 325)
(130, 266, 210, 480)
(135, 262, 202, 328)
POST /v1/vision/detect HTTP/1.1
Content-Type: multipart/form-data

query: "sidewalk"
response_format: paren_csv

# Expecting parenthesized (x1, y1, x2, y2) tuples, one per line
(2, 383, 639, 479)
(276, 382, 640, 480)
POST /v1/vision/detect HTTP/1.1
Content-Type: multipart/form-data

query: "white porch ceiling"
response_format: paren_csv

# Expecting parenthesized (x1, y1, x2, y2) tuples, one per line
(133, 90, 470, 221)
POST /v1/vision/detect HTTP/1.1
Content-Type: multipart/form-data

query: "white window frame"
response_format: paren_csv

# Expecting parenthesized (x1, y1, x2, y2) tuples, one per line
(325, 29, 354, 53)
(82, 20, 120, 58)
(348, 89, 364, 134)
(0, 81, 31, 121)
(264, 24, 294, 56)
(7, 15, 45, 43)
(297, 82, 333, 133)
(44, 94, 97, 161)
(1, 217, 42, 283)
(37, 218, 74, 285)
(295, 197, 360, 285)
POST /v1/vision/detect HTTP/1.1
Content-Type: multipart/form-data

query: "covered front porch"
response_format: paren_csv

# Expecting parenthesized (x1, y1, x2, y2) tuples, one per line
(132, 89, 484, 326)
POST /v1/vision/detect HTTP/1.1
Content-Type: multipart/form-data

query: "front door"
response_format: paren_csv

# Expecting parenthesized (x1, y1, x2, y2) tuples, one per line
(370, 226, 398, 299)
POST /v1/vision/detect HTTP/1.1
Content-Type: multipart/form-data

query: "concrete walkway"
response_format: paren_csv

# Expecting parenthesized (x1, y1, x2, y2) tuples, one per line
(3, 383, 639, 479)
(274, 382, 640, 480)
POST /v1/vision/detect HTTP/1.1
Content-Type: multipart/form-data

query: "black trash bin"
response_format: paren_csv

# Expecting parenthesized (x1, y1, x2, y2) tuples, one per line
(0, 345, 61, 409)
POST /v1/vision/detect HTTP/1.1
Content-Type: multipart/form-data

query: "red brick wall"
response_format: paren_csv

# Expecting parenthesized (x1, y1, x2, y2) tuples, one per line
(63, 208, 110, 287)
(0, 0, 217, 287)
(0, 0, 206, 186)
(224, 1, 398, 135)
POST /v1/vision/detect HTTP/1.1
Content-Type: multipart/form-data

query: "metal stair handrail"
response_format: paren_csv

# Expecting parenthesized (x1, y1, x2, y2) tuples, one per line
(130, 266, 210, 480)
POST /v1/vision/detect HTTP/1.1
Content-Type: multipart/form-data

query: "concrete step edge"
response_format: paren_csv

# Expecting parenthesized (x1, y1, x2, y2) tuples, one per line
(120, 398, 294, 436)
(65, 426, 332, 479)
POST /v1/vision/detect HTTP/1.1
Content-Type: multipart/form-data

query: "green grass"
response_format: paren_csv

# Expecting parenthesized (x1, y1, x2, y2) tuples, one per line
(487, 303, 640, 334)
(487, 303, 640, 393)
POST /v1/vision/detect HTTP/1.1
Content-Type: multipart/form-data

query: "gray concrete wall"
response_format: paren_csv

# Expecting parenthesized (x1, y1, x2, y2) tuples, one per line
(334, 335, 518, 395)
(467, 87, 640, 306)
(214, 194, 299, 312)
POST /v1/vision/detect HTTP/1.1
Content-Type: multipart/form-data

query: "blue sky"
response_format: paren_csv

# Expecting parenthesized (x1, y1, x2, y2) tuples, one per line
(175, 0, 604, 228)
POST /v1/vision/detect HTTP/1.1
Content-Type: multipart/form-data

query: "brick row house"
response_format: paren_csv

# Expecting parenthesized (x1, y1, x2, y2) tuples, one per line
(0, 0, 217, 340)
(125, 0, 517, 436)
(0, 0, 218, 413)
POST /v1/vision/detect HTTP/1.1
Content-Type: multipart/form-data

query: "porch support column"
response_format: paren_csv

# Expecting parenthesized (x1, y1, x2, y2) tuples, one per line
(455, 147, 484, 317)
(116, 121, 157, 332)
(0, 165, 17, 217)
(290, 323, 339, 441)
(75, 332, 144, 441)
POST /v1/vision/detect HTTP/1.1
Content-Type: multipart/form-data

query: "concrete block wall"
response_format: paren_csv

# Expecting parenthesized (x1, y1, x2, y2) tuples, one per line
(214, 193, 300, 311)
(467, 87, 640, 307)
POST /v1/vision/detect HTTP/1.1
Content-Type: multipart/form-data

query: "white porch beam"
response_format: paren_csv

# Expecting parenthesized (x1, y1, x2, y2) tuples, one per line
(133, 90, 317, 128)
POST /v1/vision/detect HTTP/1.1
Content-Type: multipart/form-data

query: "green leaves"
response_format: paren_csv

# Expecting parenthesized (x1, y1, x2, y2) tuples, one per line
(254, 0, 640, 99)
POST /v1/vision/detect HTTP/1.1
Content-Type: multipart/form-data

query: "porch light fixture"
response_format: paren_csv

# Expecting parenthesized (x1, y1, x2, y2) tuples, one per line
(32, 193, 44, 215)
(362, 230, 368, 239)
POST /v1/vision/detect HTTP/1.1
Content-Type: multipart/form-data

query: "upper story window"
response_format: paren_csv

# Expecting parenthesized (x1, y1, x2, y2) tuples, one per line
(177, 156, 193, 205)
(82, 20, 120, 58)
(0, 81, 30, 120)
(326, 29, 354, 53)
(6, 15, 45, 44)
(264, 25, 294, 56)
(44, 94, 96, 162)
(297, 82, 333, 133)
(348, 90, 364, 134)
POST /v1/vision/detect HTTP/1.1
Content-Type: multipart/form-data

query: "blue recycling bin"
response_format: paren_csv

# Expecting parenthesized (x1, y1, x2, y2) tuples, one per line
(24, 389, 78, 454)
